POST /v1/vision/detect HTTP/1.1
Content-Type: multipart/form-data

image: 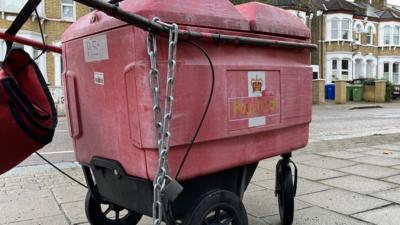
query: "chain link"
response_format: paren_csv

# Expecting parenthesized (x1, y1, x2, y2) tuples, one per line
(147, 18, 179, 225)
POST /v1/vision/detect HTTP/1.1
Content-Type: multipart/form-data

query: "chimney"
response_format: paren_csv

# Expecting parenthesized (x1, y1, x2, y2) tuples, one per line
(370, 0, 388, 10)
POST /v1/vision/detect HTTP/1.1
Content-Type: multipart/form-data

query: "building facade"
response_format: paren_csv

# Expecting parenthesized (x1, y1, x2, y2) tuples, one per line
(0, 0, 89, 106)
(275, 0, 400, 85)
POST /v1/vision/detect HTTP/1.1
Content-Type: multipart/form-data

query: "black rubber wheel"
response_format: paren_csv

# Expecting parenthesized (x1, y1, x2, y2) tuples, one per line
(182, 189, 248, 225)
(277, 163, 294, 225)
(85, 190, 142, 225)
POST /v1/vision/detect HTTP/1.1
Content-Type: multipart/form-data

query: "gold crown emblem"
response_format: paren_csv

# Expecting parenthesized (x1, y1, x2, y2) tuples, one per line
(251, 76, 263, 93)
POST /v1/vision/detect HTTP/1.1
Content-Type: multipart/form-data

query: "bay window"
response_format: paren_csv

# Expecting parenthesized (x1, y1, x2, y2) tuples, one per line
(355, 24, 362, 44)
(367, 26, 373, 45)
(0, 0, 44, 16)
(331, 18, 340, 40)
(394, 26, 400, 46)
(342, 19, 351, 40)
(384, 26, 392, 45)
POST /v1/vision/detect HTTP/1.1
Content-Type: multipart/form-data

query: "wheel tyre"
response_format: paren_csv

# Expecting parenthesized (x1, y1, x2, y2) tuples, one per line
(277, 164, 294, 225)
(183, 189, 248, 225)
(85, 190, 142, 225)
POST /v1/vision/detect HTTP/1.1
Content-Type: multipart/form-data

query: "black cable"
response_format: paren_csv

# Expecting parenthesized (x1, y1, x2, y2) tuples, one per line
(175, 41, 215, 180)
(35, 152, 88, 188)
(29, 1, 86, 190)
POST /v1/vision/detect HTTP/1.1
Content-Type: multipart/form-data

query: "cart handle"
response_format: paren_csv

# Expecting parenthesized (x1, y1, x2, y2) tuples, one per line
(0, 32, 62, 54)
(74, 0, 317, 50)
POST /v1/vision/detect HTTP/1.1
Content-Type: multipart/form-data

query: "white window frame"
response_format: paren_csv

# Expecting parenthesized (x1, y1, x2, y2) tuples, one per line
(331, 18, 340, 40)
(332, 59, 338, 82)
(342, 19, 351, 40)
(355, 24, 363, 44)
(394, 26, 400, 46)
(61, 0, 76, 21)
(393, 63, 400, 84)
(341, 59, 350, 80)
(0, 0, 44, 17)
(384, 25, 392, 46)
(366, 26, 374, 45)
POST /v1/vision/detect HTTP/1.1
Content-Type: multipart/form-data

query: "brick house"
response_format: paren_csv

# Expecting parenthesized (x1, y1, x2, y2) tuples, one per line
(0, 0, 89, 104)
(275, 0, 400, 84)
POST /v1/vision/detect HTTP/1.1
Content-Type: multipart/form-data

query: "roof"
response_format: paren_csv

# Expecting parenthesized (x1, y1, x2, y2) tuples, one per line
(274, 0, 400, 21)
(376, 7, 400, 20)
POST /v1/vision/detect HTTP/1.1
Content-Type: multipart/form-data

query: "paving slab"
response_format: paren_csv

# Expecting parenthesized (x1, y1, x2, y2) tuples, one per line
(247, 183, 266, 192)
(351, 156, 400, 167)
(258, 158, 280, 171)
(60, 201, 87, 224)
(250, 167, 275, 182)
(52, 186, 87, 204)
(338, 164, 400, 179)
(298, 157, 358, 169)
(264, 206, 371, 225)
(243, 189, 310, 218)
(372, 144, 400, 151)
(297, 189, 390, 215)
(256, 178, 331, 196)
(315, 151, 365, 159)
(364, 149, 400, 158)
(384, 175, 400, 184)
(393, 165, 400, 170)
(7, 215, 69, 225)
(346, 147, 378, 153)
(320, 175, 398, 194)
(353, 205, 400, 225)
(291, 154, 323, 162)
(248, 215, 270, 225)
(296, 164, 346, 181)
(371, 187, 400, 204)
(0, 190, 62, 224)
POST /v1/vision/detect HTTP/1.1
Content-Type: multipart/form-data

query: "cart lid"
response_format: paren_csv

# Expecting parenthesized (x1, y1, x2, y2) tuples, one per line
(120, 0, 250, 30)
(236, 2, 311, 39)
(63, 0, 250, 42)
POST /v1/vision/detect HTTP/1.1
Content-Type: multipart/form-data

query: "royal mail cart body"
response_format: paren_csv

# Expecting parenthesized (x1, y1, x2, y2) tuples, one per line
(61, 1, 313, 225)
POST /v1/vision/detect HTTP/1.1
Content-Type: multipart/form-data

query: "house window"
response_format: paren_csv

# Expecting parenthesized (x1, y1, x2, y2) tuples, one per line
(384, 25, 392, 45)
(393, 63, 399, 84)
(342, 19, 351, 40)
(332, 59, 338, 81)
(3, 0, 25, 12)
(367, 26, 373, 45)
(366, 60, 375, 78)
(394, 26, 400, 46)
(331, 18, 340, 40)
(384, 63, 390, 80)
(61, 0, 75, 20)
(342, 59, 349, 80)
(355, 24, 362, 44)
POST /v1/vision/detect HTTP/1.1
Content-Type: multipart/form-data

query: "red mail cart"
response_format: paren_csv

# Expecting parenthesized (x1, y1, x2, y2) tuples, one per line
(61, 0, 314, 225)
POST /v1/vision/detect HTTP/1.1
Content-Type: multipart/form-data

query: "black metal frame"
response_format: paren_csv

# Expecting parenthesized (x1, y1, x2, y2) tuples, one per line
(82, 157, 258, 220)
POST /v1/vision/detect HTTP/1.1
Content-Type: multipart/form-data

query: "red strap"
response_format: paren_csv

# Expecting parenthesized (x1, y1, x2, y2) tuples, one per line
(0, 68, 7, 80)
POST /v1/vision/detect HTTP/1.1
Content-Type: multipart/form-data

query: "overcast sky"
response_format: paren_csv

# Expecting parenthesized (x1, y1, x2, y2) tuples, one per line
(388, 0, 400, 6)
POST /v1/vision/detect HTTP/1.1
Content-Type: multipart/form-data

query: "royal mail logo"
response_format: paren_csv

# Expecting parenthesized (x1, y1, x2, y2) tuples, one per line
(251, 76, 263, 94)
(248, 72, 266, 97)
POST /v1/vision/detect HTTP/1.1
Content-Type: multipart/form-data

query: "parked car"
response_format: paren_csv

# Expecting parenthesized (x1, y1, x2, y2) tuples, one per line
(393, 84, 400, 99)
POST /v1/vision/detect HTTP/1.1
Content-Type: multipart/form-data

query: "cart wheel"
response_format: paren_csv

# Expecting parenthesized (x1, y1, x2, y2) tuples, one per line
(277, 164, 294, 225)
(182, 190, 248, 225)
(85, 190, 142, 225)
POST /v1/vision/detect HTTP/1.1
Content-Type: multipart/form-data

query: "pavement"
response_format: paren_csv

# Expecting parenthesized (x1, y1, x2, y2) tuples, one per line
(2, 103, 400, 225)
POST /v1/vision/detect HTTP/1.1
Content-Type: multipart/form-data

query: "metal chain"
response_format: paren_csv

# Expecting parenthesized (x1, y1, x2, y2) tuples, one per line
(147, 18, 179, 225)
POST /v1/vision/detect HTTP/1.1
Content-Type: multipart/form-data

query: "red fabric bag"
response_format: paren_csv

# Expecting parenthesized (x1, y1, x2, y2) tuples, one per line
(0, 49, 57, 175)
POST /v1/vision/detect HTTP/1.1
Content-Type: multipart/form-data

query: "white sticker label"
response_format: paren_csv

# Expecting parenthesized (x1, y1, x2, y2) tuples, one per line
(248, 71, 266, 97)
(94, 72, 104, 85)
(249, 117, 266, 127)
(83, 34, 109, 62)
